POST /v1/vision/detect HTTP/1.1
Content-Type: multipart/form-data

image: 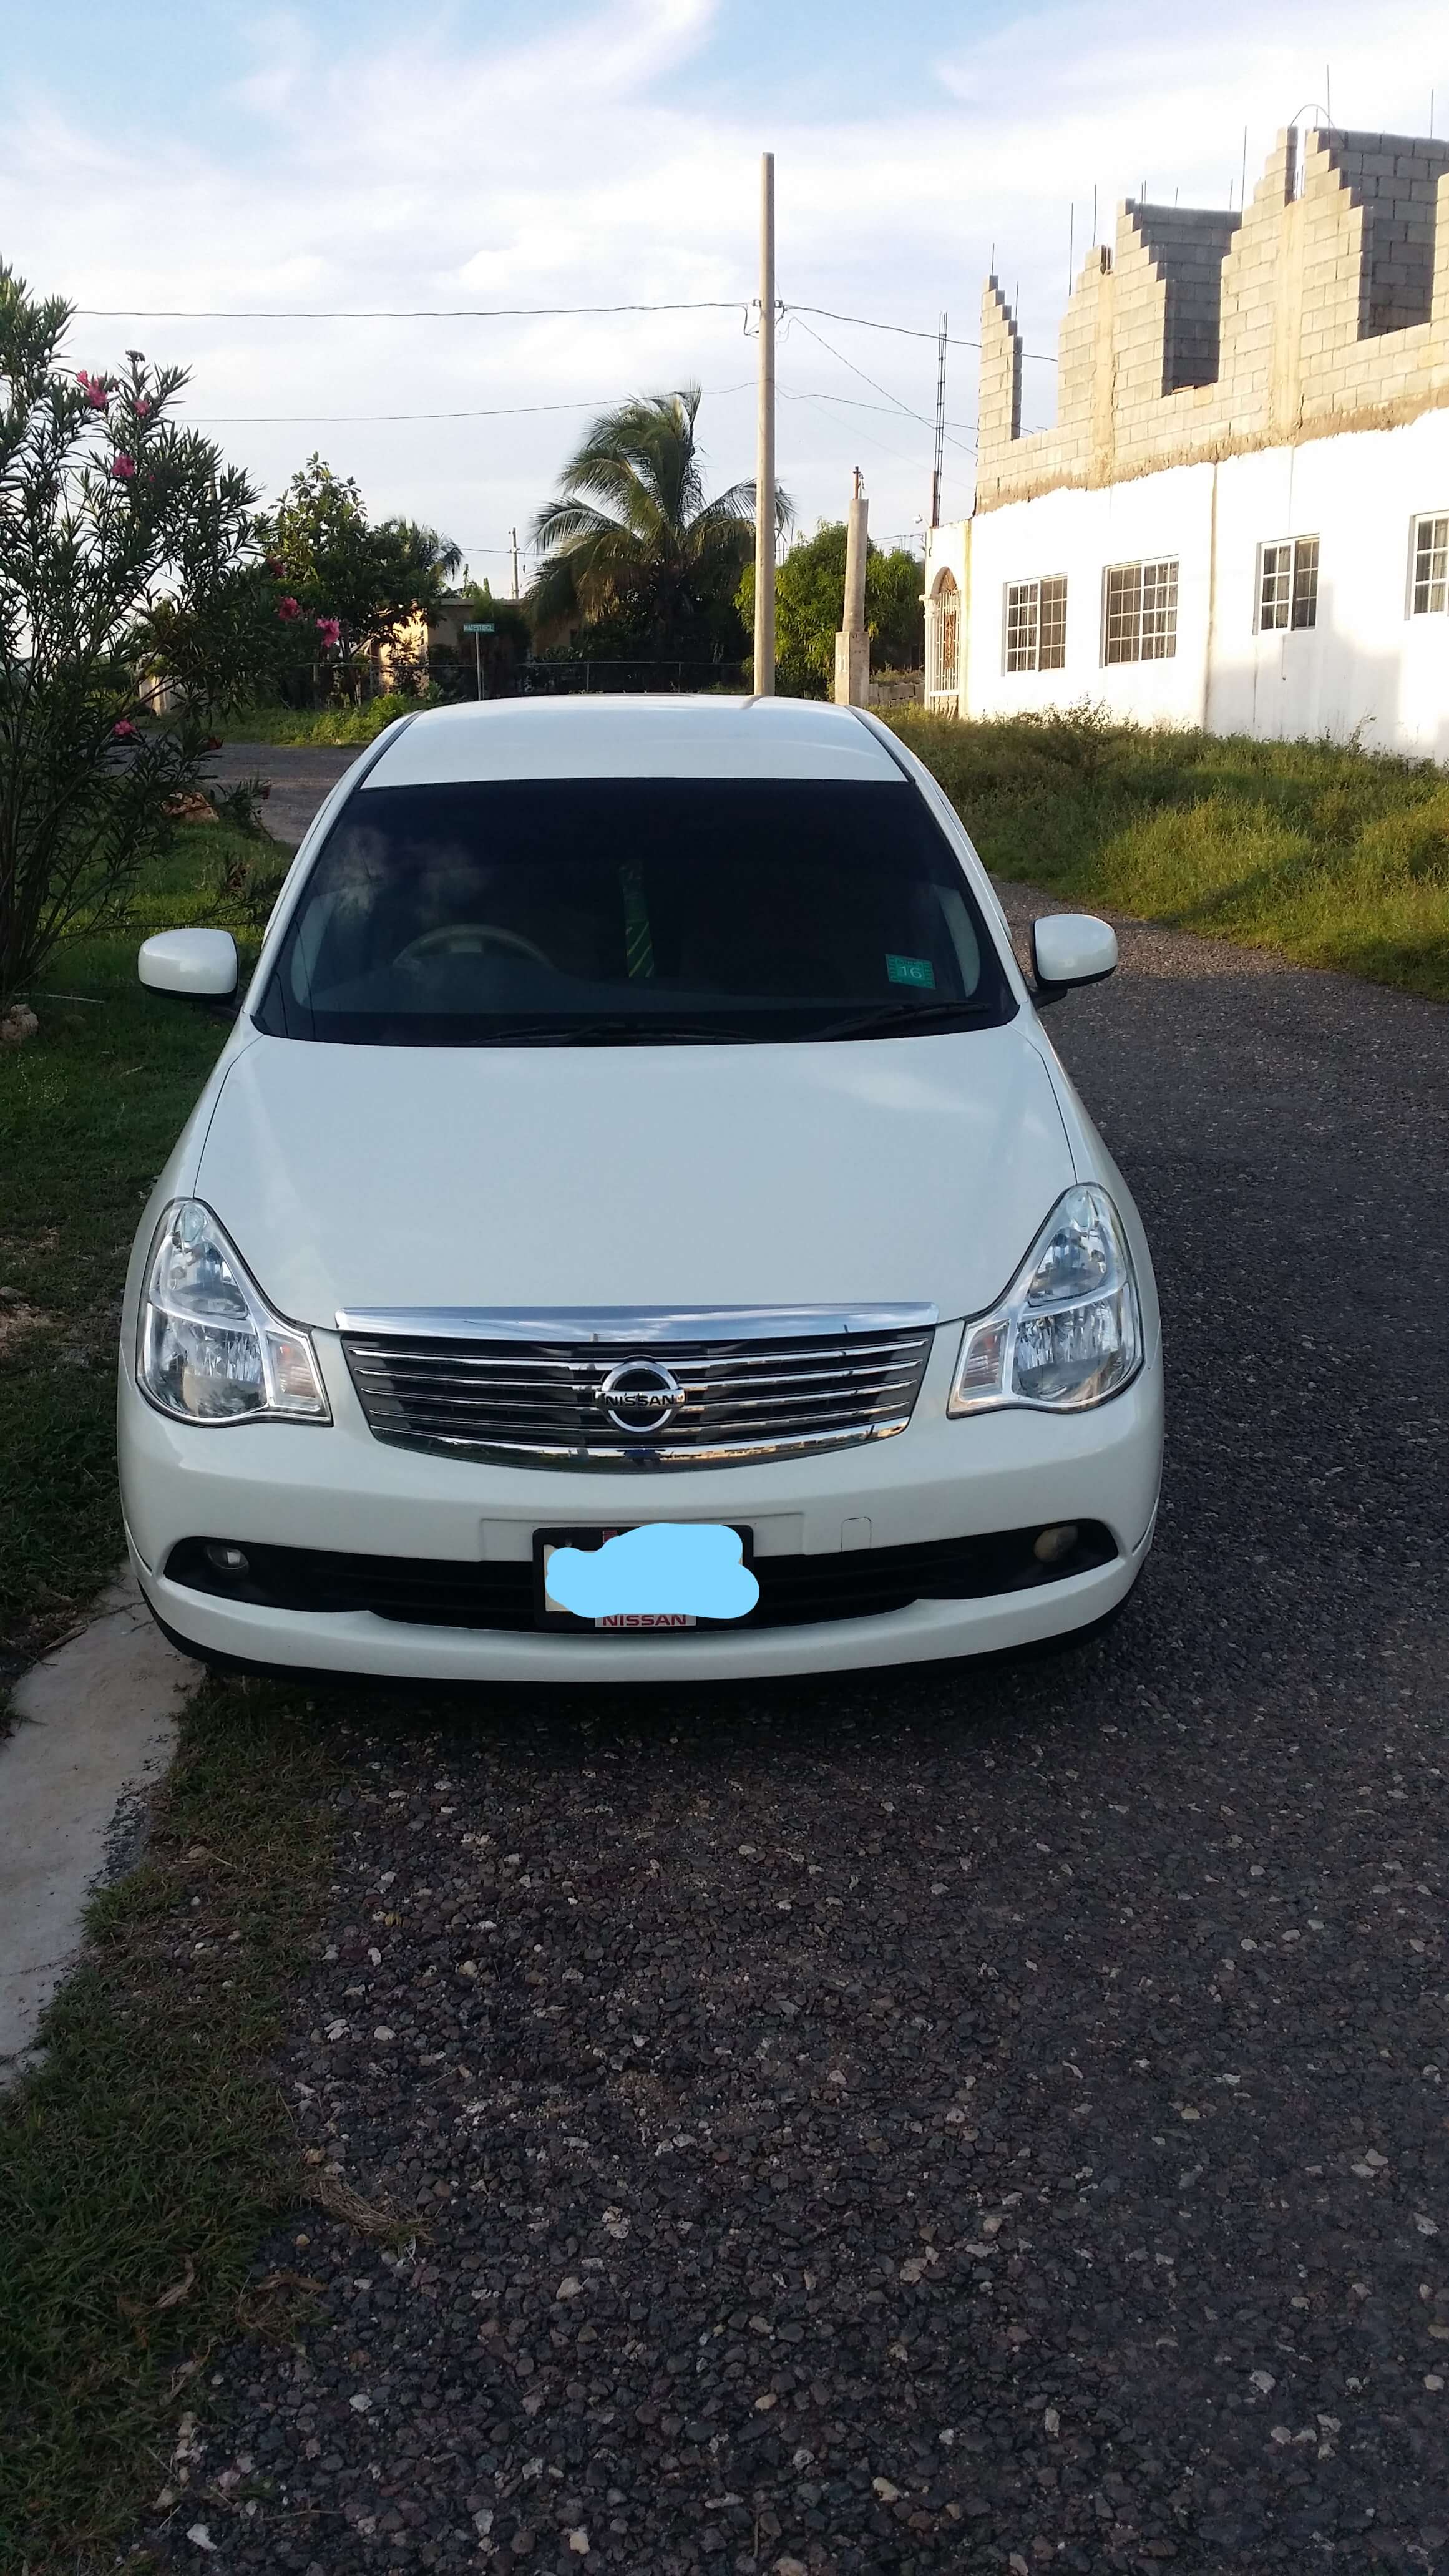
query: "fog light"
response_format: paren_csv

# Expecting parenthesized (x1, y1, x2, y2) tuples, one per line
(204, 1542, 250, 1576)
(1032, 1523, 1080, 1566)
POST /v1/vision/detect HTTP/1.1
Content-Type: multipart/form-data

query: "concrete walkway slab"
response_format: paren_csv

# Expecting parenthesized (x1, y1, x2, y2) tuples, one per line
(0, 1577, 195, 2084)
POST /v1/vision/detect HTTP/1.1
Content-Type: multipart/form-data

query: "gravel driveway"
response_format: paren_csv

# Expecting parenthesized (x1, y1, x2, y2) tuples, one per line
(140, 766, 1449, 2572)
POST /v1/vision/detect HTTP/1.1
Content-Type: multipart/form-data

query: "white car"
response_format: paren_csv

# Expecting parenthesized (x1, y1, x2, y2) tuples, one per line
(119, 696, 1162, 1683)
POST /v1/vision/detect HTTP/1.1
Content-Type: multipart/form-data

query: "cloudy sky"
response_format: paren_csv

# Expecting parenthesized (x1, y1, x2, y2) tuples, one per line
(2, 0, 1446, 582)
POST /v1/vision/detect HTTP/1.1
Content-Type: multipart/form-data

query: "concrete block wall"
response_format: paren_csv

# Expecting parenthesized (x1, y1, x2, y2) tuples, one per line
(976, 127, 1449, 512)
(1320, 131, 1449, 334)
(1137, 207, 1244, 390)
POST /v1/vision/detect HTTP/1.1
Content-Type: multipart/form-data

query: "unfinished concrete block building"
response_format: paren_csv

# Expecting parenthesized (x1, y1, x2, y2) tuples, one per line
(924, 128, 1449, 753)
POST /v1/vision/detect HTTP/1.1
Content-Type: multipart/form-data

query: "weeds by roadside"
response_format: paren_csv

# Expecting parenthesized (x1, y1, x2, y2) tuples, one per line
(213, 690, 429, 748)
(0, 827, 243, 1664)
(0, 1677, 343, 2570)
(889, 706, 1449, 1002)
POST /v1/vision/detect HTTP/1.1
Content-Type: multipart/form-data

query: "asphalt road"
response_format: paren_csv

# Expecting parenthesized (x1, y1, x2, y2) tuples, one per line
(142, 753, 1449, 2573)
(209, 741, 358, 848)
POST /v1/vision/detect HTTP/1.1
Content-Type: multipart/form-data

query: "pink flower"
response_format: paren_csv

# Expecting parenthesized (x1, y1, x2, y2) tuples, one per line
(112, 718, 137, 740)
(276, 595, 301, 622)
(315, 615, 341, 646)
(134, 396, 152, 419)
(77, 369, 109, 408)
(112, 452, 136, 479)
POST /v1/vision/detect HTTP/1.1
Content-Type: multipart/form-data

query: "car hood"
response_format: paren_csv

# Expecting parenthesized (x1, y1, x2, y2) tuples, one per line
(194, 1027, 1075, 1328)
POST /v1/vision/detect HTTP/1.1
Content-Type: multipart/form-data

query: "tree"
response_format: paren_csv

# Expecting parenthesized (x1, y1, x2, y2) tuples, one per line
(528, 387, 788, 664)
(263, 458, 463, 688)
(0, 262, 265, 1008)
(737, 520, 925, 697)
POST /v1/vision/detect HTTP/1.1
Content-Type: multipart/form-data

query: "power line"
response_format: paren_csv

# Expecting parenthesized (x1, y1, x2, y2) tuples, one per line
(785, 300, 1059, 366)
(787, 315, 975, 456)
(71, 296, 750, 321)
(778, 383, 974, 439)
(780, 389, 929, 471)
(190, 382, 755, 424)
(71, 288, 1060, 363)
(190, 378, 973, 434)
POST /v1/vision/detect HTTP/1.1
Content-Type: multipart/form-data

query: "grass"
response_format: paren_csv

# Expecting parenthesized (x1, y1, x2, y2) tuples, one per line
(0, 1677, 346, 2570)
(888, 706, 1449, 1003)
(0, 828, 254, 1666)
(217, 690, 426, 747)
(0, 826, 354, 2573)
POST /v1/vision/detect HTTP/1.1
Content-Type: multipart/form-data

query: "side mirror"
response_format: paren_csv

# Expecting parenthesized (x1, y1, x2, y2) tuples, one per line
(139, 929, 239, 1006)
(1030, 913, 1118, 1008)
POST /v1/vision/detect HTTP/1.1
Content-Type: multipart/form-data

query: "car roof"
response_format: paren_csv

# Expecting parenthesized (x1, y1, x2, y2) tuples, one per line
(360, 694, 907, 788)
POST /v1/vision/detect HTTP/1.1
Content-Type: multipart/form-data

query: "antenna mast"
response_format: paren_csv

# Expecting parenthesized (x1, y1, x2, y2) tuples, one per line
(930, 310, 947, 529)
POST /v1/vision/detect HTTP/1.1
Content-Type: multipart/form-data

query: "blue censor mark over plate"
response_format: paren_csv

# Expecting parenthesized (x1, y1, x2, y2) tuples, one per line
(886, 952, 935, 989)
(546, 1525, 759, 1622)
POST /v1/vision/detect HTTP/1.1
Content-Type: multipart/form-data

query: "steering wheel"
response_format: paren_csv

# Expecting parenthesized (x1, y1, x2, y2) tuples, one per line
(394, 922, 554, 969)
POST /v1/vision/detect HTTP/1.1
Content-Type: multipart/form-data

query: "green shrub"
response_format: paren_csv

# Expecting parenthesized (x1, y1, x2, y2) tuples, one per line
(218, 688, 436, 747)
(886, 708, 1449, 1003)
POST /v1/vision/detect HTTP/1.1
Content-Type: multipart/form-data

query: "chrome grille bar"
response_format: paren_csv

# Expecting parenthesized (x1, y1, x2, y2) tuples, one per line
(339, 1305, 936, 1470)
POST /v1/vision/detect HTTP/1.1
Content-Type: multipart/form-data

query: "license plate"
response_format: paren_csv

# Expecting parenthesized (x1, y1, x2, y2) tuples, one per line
(534, 1525, 756, 1631)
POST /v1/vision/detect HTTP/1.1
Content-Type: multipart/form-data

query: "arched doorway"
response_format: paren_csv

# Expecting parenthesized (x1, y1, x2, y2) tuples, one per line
(926, 570, 960, 713)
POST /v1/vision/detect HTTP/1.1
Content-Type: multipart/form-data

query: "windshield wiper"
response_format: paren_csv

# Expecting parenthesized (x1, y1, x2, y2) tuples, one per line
(479, 1016, 751, 1046)
(804, 999, 998, 1041)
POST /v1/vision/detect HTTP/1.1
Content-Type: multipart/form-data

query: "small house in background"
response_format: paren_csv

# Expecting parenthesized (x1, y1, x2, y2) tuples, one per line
(371, 593, 531, 699)
(925, 127, 1449, 755)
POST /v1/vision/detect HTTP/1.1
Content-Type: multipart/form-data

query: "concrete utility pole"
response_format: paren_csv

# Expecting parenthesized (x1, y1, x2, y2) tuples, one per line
(753, 150, 776, 697)
(833, 468, 869, 707)
(510, 526, 520, 600)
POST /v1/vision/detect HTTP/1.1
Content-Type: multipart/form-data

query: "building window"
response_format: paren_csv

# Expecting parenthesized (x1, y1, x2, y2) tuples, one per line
(1003, 576, 1068, 673)
(1259, 536, 1319, 630)
(1411, 514, 1449, 616)
(1102, 559, 1178, 665)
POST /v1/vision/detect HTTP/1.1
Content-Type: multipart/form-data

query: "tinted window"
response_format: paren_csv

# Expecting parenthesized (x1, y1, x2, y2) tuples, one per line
(254, 777, 1015, 1046)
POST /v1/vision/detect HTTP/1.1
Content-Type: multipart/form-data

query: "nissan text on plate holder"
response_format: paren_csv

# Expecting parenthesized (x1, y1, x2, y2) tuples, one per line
(120, 695, 1163, 1682)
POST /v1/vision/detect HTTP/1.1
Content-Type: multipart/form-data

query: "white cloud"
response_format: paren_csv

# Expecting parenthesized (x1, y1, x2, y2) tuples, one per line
(2, 0, 1446, 564)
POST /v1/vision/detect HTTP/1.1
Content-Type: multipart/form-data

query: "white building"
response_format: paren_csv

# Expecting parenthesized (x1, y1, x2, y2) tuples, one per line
(925, 127, 1449, 759)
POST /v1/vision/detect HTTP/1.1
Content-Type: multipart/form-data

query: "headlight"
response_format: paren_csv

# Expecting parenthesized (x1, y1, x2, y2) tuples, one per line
(948, 1186, 1142, 1415)
(137, 1199, 330, 1424)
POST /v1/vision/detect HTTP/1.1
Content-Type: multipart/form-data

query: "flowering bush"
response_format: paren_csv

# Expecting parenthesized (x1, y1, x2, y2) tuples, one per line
(0, 263, 270, 1005)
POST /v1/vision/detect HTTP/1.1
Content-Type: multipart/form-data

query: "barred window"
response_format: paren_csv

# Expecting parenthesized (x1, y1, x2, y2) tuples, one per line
(1259, 536, 1319, 630)
(1003, 575, 1068, 673)
(1412, 514, 1449, 616)
(1103, 559, 1178, 664)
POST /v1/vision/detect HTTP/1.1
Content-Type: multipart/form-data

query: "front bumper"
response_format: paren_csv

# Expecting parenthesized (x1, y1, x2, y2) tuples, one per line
(119, 1325, 1163, 1681)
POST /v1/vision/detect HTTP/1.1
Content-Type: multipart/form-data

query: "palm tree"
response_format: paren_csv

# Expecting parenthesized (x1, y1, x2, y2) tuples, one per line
(383, 519, 466, 591)
(528, 386, 789, 656)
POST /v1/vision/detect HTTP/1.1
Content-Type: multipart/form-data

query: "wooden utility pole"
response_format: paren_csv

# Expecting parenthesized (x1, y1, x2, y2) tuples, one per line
(510, 526, 520, 600)
(753, 150, 776, 696)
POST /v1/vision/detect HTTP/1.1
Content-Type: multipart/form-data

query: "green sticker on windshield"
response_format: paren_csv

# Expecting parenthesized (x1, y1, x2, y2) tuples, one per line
(886, 953, 935, 989)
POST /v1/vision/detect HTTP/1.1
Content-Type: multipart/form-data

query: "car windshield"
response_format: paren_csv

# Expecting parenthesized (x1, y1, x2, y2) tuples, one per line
(253, 776, 1017, 1046)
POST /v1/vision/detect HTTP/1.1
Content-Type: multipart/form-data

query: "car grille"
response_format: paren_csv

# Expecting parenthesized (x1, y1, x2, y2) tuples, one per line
(165, 1525, 1118, 1631)
(338, 1313, 936, 1468)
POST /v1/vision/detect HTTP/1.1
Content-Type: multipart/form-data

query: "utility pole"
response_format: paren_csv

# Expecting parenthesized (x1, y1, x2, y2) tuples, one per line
(510, 526, 520, 600)
(834, 469, 869, 706)
(930, 311, 947, 531)
(753, 150, 776, 697)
